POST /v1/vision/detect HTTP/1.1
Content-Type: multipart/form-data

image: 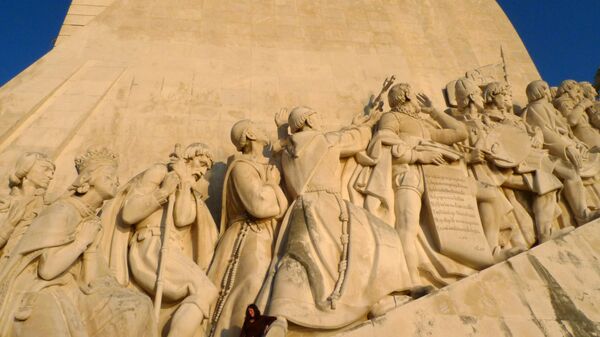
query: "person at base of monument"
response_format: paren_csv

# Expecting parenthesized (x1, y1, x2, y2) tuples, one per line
(454, 78, 526, 261)
(523, 80, 600, 225)
(0, 146, 157, 337)
(207, 120, 288, 337)
(239, 304, 277, 337)
(372, 82, 471, 285)
(258, 105, 415, 333)
(482, 82, 562, 244)
(0, 152, 55, 260)
(553, 79, 600, 150)
(102, 143, 218, 337)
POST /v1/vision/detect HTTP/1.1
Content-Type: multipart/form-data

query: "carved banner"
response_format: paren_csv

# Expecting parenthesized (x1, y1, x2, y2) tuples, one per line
(422, 165, 494, 269)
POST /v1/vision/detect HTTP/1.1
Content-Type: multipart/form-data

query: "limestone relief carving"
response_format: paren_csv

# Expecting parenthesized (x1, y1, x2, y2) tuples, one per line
(553, 80, 600, 150)
(257, 104, 418, 332)
(101, 143, 218, 337)
(0, 153, 55, 260)
(481, 82, 562, 244)
(0, 72, 599, 337)
(0, 146, 156, 337)
(207, 120, 288, 337)
(523, 80, 600, 224)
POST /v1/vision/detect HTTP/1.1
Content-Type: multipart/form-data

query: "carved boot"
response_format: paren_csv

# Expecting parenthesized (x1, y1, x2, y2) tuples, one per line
(264, 316, 288, 337)
(367, 294, 412, 319)
(575, 208, 600, 226)
(492, 246, 525, 262)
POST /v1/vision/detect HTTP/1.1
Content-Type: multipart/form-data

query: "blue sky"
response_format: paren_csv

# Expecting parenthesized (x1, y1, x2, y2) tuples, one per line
(0, 1, 598, 87)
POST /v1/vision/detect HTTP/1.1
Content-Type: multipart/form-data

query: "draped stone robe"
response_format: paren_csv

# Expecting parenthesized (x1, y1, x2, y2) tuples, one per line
(208, 154, 287, 337)
(262, 126, 413, 329)
(0, 197, 156, 337)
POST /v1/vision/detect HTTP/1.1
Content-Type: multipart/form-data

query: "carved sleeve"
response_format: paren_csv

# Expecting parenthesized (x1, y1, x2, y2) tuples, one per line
(231, 162, 282, 219)
(121, 165, 167, 225)
(378, 113, 400, 134)
(325, 125, 372, 157)
(428, 110, 468, 145)
(524, 106, 571, 159)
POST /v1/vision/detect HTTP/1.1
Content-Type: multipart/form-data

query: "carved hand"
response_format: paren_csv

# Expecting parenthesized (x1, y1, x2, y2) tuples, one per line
(274, 108, 289, 128)
(352, 111, 369, 126)
(161, 171, 180, 196)
(466, 148, 486, 164)
(266, 165, 281, 185)
(417, 92, 433, 110)
(417, 150, 447, 165)
(565, 145, 583, 168)
(193, 177, 210, 199)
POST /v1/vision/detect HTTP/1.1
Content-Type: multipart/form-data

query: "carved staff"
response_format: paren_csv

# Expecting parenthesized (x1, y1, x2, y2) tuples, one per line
(154, 193, 175, 320)
(372, 75, 396, 112)
(153, 144, 182, 320)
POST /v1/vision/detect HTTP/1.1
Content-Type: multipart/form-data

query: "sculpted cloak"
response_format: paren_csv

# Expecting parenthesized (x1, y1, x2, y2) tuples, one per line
(0, 197, 156, 337)
(101, 164, 218, 316)
(259, 126, 413, 329)
(207, 154, 287, 337)
(0, 192, 45, 259)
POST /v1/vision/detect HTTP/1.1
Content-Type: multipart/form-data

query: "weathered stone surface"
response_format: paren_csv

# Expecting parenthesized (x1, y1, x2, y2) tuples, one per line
(0, 0, 539, 218)
(334, 219, 600, 337)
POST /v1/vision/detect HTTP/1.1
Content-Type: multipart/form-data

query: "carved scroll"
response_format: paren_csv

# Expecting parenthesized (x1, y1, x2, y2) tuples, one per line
(422, 165, 494, 269)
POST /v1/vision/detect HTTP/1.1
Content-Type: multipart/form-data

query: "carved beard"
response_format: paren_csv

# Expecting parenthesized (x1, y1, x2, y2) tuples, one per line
(395, 100, 421, 117)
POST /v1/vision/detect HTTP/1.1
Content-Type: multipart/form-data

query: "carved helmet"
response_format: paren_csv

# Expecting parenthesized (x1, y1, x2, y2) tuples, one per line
(288, 106, 316, 133)
(454, 77, 481, 109)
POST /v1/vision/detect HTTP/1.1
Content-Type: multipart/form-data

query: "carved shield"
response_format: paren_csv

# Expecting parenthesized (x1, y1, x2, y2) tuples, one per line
(483, 124, 531, 168)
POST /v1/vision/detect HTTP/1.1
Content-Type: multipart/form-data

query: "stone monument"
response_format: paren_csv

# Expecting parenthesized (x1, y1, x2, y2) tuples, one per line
(1, 1, 599, 337)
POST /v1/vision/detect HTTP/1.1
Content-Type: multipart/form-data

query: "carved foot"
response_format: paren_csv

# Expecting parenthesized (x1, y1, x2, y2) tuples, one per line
(367, 294, 412, 319)
(576, 208, 600, 226)
(493, 246, 526, 262)
(264, 316, 288, 337)
(409, 285, 434, 299)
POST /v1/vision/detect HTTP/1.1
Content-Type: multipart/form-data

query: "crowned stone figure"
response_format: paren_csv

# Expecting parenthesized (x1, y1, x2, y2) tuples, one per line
(0, 146, 157, 337)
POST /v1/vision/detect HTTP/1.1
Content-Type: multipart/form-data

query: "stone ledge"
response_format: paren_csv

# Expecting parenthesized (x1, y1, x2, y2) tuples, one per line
(335, 219, 600, 337)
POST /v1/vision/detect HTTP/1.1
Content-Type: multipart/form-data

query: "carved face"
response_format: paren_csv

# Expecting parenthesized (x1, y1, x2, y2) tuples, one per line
(187, 154, 211, 180)
(90, 165, 119, 200)
(25, 160, 55, 189)
(566, 85, 583, 101)
(249, 123, 269, 145)
(494, 91, 513, 111)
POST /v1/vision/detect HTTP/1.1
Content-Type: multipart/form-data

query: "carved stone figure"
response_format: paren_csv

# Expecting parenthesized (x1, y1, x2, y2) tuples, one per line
(523, 80, 600, 225)
(580, 81, 600, 130)
(259, 106, 414, 331)
(363, 82, 492, 287)
(0, 146, 156, 337)
(454, 78, 528, 260)
(482, 82, 562, 243)
(102, 143, 218, 337)
(0, 153, 55, 259)
(553, 79, 600, 150)
(207, 120, 288, 337)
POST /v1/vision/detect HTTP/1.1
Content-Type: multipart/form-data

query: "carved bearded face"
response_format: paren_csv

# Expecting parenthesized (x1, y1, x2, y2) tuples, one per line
(187, 154, 211, 181)
(25, 159, 55, 190)
(90, 165, 119, 200)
